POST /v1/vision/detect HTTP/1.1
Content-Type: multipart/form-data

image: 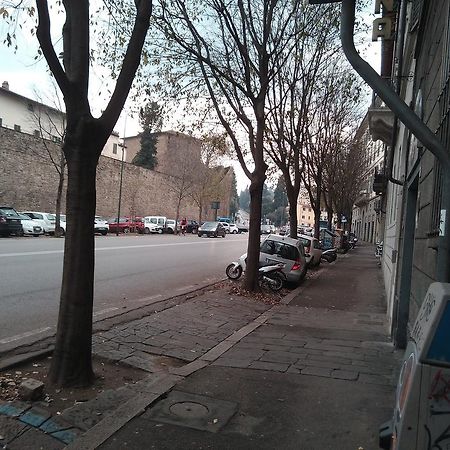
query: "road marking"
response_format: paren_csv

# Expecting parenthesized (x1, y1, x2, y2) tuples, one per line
(135, 294, 163, 302)
(0, 327, 52, 344)
(93, 307, 119, 317)
(0, 238, 248, 258)
(176, 285, 195, 291)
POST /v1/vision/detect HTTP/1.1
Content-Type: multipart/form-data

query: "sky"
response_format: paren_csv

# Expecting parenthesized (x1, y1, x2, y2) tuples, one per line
(0, 3, 381, 193)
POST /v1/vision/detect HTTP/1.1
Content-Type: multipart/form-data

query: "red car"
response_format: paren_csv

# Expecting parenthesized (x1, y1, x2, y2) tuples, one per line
(108, 217, 143, 233)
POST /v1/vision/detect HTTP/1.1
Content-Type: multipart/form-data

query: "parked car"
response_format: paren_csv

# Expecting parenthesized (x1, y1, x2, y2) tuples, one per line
(18, 213, 44, 236)
(198, 221, 226, 238)
(0, 206, 23, 237)
(185, 219, 199, 234)
(261, 224, 272, 234)
(165, 219, 177, 233)
(21, 211, 56, 235)
(94, 216, 109, 235)
(108, 217, 136, 233)
(298, 234, 323, 267)
(260, 234, 307, 285)
(229, 223, 239, 234)
(142, 216, 166, 234)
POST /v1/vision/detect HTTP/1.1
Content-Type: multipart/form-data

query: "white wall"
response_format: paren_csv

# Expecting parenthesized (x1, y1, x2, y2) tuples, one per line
(0, 87, 121, 159)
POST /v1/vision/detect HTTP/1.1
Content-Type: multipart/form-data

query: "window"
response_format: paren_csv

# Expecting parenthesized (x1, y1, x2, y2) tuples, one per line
(14, 124, 21, 132)
(27, 103, 34, 112)
(113, 143, 118, 154)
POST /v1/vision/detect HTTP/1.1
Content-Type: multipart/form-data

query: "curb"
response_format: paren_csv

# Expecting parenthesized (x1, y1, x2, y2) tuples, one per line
(0, 279, 226, 372)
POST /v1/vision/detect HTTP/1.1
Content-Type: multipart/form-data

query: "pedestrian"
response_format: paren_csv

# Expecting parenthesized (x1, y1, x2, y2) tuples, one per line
(180, 217, 187, 236)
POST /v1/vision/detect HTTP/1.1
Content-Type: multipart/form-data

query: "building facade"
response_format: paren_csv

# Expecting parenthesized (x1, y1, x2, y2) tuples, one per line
(0, 82, 123, 160)
(351, 114, 385, 244)
(363, 1, 450, 346)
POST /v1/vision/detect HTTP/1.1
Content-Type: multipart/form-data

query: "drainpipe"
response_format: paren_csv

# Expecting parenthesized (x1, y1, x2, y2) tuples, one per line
(386, 0, 407, 187)
(340, 0, 450, 283)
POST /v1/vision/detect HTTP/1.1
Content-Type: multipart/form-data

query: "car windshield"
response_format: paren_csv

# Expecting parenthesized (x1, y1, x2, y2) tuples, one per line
(18, 213, 31, 220)
(201, 222, 217, 230)
(0, 208, 20, 218)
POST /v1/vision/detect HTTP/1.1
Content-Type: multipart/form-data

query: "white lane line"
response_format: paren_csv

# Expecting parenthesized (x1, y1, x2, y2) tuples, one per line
(93, 307, 119, 317)
(0, 327, 52, 345)
(176, 285, 195, 291)
(135, 294, 163, 303)
(0, 238, 248, 258)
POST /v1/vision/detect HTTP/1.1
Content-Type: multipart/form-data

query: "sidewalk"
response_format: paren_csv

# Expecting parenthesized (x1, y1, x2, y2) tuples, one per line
(0, 243, 401, 449)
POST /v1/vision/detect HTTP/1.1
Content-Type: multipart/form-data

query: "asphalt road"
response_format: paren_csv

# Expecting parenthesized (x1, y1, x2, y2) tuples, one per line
(0, 233, 248, 348)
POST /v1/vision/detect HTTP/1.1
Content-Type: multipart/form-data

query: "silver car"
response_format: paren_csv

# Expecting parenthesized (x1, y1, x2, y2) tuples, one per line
(259, 234, 307, 284)
(298, 234, 323, 267)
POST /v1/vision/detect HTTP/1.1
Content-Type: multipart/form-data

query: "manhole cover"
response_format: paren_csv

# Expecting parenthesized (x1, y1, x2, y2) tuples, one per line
(170, 401, 209, 419)
(144, 390, 238, 432)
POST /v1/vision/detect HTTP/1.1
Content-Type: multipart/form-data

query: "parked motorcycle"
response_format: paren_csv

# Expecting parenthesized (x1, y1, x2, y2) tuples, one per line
(226, 254, 286, 292)
(321, 248, 337, 263)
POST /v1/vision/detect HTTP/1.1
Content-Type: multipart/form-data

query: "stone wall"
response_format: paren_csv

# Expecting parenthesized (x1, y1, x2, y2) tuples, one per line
(0, 127, 227, 220)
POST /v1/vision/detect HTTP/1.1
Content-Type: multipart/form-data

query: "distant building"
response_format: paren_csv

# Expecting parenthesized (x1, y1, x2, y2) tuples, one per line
(124, 130, 201, 174)
(351, 113, 385, 244)
(297, 190, 315, 229)
(0, 81, 122, 160)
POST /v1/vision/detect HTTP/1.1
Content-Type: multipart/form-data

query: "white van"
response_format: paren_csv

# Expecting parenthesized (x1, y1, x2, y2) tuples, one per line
(143, 216, 166, 234)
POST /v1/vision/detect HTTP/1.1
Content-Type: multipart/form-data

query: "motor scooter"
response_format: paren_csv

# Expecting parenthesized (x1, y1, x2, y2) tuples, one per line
(321, 248, 337, 263)
(226, 254, 286, 292)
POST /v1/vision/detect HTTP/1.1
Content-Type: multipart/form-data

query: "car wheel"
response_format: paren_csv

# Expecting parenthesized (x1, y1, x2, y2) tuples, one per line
(144, 227, 150, 234)
(198, 233, 201, 237)
(33, 234, 40, 237)
(101, 231, 107, 236)
(232, 230, 238, 234)
(158, 229, 163, 234)
(222, 233, 226, 238)
(123, 227, 130, 234)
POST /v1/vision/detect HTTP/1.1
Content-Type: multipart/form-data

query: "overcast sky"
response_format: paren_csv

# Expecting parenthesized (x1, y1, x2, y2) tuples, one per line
(0, 4, 381, 193)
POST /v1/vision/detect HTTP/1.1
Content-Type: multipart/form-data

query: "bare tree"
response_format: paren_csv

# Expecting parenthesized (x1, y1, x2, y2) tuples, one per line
(265, 3, 341, 239)
(189, 132, 229, 223)
(152, 0, 309, 290)
(160, 147, 203, 231)
(299, 64, 364, 238)
(3, 0, 153, 386)
(31, 84, 67, 237)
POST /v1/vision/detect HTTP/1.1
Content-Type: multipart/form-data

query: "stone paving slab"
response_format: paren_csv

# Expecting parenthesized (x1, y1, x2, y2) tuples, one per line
(7, 427, 64, 450)
(0, 414, 27, 445)
(92, 292, 271, 371)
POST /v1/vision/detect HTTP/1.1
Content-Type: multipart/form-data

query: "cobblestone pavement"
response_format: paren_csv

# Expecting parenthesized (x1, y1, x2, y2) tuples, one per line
(1, 245, 402, 450)
(92, 290, 271, 369)
(212, 309, 399, 386)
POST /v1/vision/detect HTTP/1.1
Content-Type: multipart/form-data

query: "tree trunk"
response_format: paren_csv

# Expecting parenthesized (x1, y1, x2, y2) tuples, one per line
(198, 202, 203, 225)
(243, 175, 264, 291)
(54, 152, 66, 238)
(327, 208, 333, 230)
(286, 183, 298, 240)
(49, 144, 98, 387)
